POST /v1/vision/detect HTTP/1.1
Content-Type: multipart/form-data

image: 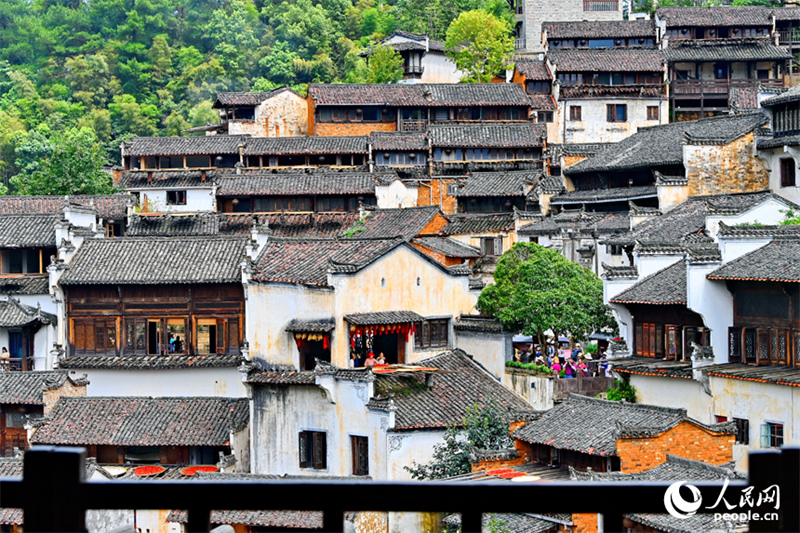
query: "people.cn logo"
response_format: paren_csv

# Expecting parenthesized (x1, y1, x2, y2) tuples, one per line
(664, 481, 703, 519)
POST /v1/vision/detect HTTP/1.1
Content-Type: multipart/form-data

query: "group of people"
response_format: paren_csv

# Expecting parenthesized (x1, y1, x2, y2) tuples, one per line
(515, 341, 611, 378)
(350, 351, 387, 368)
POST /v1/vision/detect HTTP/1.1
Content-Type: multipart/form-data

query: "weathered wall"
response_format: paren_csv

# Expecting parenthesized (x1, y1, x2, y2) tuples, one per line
(419, 52, 460, 84)
(67, 367, 247, 397)
(456, 331, 512, 380)
(522, 0, 622, 54)
(626, 373, 712, 424)
(760, 146, 800, 206)
(42, 376, 87, 414)
(254, 90, 308, 137)
(560, 98, 666, 144)
(503, 370, 554, 410)
(616, 421, 734, 473)
(415, 178, 458, 214)
(246, 283, 334, 367)
(330, 246, 475, 367)
(684, 133, 770, 196)
(138, 188, 216, 213)
(376, 181, 418, 209)
(657, 184, 691, 212)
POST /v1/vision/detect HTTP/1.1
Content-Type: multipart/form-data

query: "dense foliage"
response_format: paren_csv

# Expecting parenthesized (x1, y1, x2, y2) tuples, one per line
(0, 0, 512, 194)
(405, 401, 515, 480)
(477, 242, 617, 348)
(605, 377, 637, 403)
(634, 0, 783, 14)
(445, 9, 514, 83)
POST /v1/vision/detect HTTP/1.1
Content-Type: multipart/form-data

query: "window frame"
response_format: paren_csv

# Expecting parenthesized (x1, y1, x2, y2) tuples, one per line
(351, 435, 369, 476)
(734, 417, 750, 445)
(781, 157, 796, 187)
(607, 104, 627, 123)
(760, 422, 784, 449)
(415, 318, 450, 350)
(647, 106, 659, 121)
(166, 190, 187, 206)
(537, 111, 554, 124)
(299, 430, 327, 469)
(569, 106, 582, 121)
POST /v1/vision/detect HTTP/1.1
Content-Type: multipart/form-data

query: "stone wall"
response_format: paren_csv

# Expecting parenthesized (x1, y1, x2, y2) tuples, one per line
(416, 178, 458, 214)
(42, 377, 87, 415)
(523, 0, 622, 54)
(684, 132, 770, 196)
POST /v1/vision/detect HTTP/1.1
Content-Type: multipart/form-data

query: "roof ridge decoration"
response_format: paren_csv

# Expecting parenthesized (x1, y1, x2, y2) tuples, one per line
(601, 263, 638, 279)
(654, 171, 689, 186)
(634, 240, 686, 255)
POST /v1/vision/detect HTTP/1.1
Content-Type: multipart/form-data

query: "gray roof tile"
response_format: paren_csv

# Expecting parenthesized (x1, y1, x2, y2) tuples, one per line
(663, 38, 790, 62)
(451, 171, 539, 198)
(441, 213, 515, 235)
(345, 206, 442, 241)
(708, 237, 800, 282)
(370, 131, 427, 151)
(167, 509, 323, 528)
(127, 214, 220, 237)
(610, 260, 687, 305)
(0, 214, 57, 248)
(550, 185, 657, 205)
(124, 136, 248, 157)
(0, 370, 80, 405)
(30, 396, 249, 446)
(0, 297, 55, 328)
(0, 276, 49, 295)
(344, 310, 424, 325)
(0, 195, 131, 219)
(243, 136, 368, 156)
(657, 6, 773, 26)
(57, 354, 244, 370)
(548, 49, 665, 72)
(428, 123, 545, 148)
(544, 20, 656, 40)
(308, 83, 531, 107)
(60, 237, 248, 285)
(216, 172, 382, 196)
(514, 60, 552, 81)
(412, 237, 481, 258)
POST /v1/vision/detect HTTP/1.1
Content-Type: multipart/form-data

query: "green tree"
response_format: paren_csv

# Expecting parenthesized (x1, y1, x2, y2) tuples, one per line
(477, 242, 617, 349)
(444, 9, 513, 83)
(9, 127, 116, 195)
(405, 401, 514, 480)
(259, 41, 299, 86)
(363, 44, 404, 83)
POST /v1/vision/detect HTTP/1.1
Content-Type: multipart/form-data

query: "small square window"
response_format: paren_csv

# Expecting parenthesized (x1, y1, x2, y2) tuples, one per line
(647, 106, 659, 120)
(569, 106, 582, 121)
(299, 431, 327, 469)
(760, 422, 783, 448)
(537, 111, 553, 123)
(607, 104, 627, 123)
(166, 190, 187, 205)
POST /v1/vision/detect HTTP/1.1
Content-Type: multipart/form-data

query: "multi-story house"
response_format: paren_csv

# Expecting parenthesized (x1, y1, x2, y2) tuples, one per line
(656, 6, 789, 120)
(379, 31, 460, 84)
(757, 83, 800, 206)
(514, 0, 623, 55)
(210, 87, 308, 137)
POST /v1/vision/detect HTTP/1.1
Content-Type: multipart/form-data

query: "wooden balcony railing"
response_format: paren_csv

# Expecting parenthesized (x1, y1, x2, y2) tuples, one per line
(399, 119, 428, 132)
(584, 0, 618, 12)
(515, 38, 527, 50)
(672, 78, 784, 97)
(404, 65, 424, 76)
(2, 446, 798, 532)
(778, 29, 800, 46)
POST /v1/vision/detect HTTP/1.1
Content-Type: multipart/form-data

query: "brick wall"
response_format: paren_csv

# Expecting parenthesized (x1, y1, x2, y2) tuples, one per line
(572, 513, 599, 533)
(416, 179, 458, 214)
(616, 421, 734, 474)
(684, 132, 770, 196)
(470, 455, 527, 473)
(315, 122, 396, 137)
(420, 213, 450, 235)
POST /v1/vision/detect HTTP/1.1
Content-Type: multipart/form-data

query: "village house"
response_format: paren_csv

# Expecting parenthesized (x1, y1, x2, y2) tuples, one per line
(246, 236, 475, 371)
(306, 83, 534, 136)
(514, 0, 623, 55)
(246, 349, 531, 532)
(439, 213, 517, 282)
(0, 370, 87, 456)
(378, 31, 460, 84)
(511, 60, 560, 143)
(757, 83, 800, 206)
(655, 6, 789, 119)
(51, 236, 251, 397)
(210, 87, 308, 137)
(29, 396, 249, 468)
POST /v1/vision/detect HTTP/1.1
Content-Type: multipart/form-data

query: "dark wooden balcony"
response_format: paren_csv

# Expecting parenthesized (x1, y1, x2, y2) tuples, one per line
(3, 446, 798, 532)
(404, 65, 424, 76)
(778, 29, 800, 47)
(672, 78, 784, 98)
(399, 118, 428, 132)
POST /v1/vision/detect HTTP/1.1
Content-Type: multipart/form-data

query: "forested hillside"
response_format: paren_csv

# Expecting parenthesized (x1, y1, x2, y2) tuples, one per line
(0, 0, 511, 191)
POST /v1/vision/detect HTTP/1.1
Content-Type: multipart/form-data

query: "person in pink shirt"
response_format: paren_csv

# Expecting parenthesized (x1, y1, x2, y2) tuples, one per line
(551, 356, 562, 377)
(364, 352, 378, 367)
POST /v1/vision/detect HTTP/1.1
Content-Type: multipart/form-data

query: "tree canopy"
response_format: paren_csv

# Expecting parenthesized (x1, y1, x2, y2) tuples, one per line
(477, 242, 616, 347)
(445, 9, 514, 83)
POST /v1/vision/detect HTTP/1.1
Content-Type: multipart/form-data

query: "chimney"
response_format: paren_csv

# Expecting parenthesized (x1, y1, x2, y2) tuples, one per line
(425, 373, 435, 389)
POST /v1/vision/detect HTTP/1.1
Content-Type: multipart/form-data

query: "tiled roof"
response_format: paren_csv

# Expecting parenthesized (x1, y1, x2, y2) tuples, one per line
(0, 370, 82, 405)
(717, 222, 800, 239)
(370, 131, 427, 151)
(708, 238, 800, 282)
(308, 83, 531, 107)
(346, 206, 442, 241)
(30, 397, 249, 446)
(550, 185, 657, 205)
(662, 38, 790, 62)
(247, 370, 318, 385)
(0, 297, 55, 328)
(603, 191, 783, 246)
(657, 6, 773, 27)
(544, 20, 656, 40)
(559, 85, 665, 99)
(0, 456, 22, 524)
(513, 395, 701, 456)
(0, 214, 57, 248)
(127, 214, 220, 236)
(548, 49, 665, 72)
(344, 310, 424, 325)
(0, 275, 48, 296)
(452, 315, 507, 333)
(775, 7, 800, 21)
(263, 212, 361, 239)
(243, 136, 368, 155)
(124, 136, 248, 157)
(386, 30, 446, 52)
(372, 350, 532, 430)
(761, 83, 800, 107)
(566, 113, 768, 175)
(515, 60, 552, 81)
(758, 133, 800, 150)
(252, 238, 403, 286)
(285, 319, 335, 333)
(167, 509, 323, 528)
(0, 194, 131, 218)
(528, 94, 557, 110)
(60, 237, 248, 285)
(611, 357, 694, 380)
(57, 354, 243, 370)
(412, 236, 481, 258)
(729, 87, 759, 110)
(118, 170, 216, 190)
(216, 172, 381, 196)
(703, 362, 800, 387)
(213, 87, 298, 107)
(601, 264, 638, 280)
(441, 213, 515, 235)
(443, 512, 555, 533)
(451, 171, 538, 198)
(428, 123, 546, 148)
(610, 260, 687, 305)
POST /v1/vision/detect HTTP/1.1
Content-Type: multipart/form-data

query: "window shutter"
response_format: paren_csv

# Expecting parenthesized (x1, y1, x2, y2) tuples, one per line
(299, 432, 308, 468)
(493, 238, 503, 256)
(761, 424, 770, 448)
(728, 327, 741, 362)
(313, 432, 326, 470)
(607, 105, 614, 122)
(216, 319, 226, 354)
